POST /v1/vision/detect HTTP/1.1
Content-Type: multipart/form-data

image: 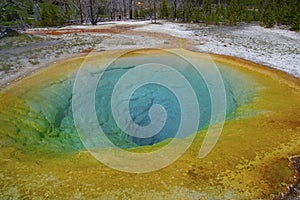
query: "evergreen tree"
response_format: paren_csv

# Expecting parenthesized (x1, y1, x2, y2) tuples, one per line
(290, 13, 300, 31)
(227, 0, 240, 25)
(202, 0, 212, 18)
(0, 0, 29, 26)
(262, 0, 277, 28)
(40, 3, 64, 27)
(289, 0, 300, 31)
(176, 6, 182, 21)
(278, 0, 289, 25)
(184, 0, 193, 22)
(160, 0, 169, 19)
(192, 8, 201, 22)
(134, 9, 139, 18)
(215, 4, 226, 24)
(0, 0, 298, 31)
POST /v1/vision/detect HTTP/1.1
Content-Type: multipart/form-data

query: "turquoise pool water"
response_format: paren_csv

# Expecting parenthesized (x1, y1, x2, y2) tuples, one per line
(0, 51, 256, 154)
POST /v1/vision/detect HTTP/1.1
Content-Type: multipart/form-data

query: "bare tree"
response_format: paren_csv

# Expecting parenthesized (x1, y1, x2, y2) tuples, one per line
(147, 0, 157, 23)
(108, 0, 116, 20)
(129, 0, 133, 19)
(123, 0, 127, 19)
(153, 0, 157, 23)
(182, 0, 186, 21)
(117, 0, 123, 20)
(77, 0, 102, 25)
(31, 0, 40, 22)
(89, 0, 97, 24)
(78, 0, 83, 23)
(173, 0, 177, 20)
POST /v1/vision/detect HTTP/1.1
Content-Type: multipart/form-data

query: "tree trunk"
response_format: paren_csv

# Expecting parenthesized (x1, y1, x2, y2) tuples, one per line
(109, 0, 113, 20)
(117, 0, 121, 20)
(32, 0, 40, 22)
(197, 0, 202, 10)
(132, 0, 135, 18)
(129, 0, 133, 19)
(123, 0, 127, 19)
(182, 0, 186, 21)
(89, 0, 97, 25)
(154, 0, 157, 23)
(78, 0, 83, 24)
(173, 0, 177, 20)
(63, 0, 69, 19)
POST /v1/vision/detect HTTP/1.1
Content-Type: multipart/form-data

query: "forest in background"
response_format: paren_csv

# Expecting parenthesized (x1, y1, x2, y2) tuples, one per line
(0, 0, 299, 31)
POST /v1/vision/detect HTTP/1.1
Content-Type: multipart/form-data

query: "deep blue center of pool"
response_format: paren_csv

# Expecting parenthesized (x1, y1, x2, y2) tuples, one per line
(94, 52, 226, 148)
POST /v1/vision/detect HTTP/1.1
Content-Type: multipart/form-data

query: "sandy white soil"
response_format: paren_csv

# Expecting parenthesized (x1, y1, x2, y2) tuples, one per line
(135, 22, 300, 78)
(0, 20, 299, 87)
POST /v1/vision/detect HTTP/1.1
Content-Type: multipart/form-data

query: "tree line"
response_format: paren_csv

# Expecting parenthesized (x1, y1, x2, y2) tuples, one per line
(0, 0, 299, 31)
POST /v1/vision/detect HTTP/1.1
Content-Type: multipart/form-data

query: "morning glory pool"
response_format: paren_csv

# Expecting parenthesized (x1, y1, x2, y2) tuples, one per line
(0, 49, 255, 153)
(1, 49, 299, 199)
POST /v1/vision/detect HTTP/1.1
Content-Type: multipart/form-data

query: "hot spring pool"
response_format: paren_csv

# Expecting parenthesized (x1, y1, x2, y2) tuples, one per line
(0, 49, 299, 199)
(0, 49, 255, 153)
